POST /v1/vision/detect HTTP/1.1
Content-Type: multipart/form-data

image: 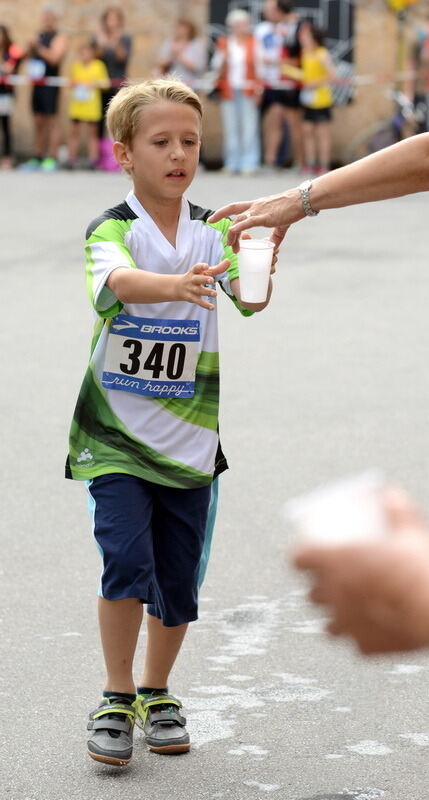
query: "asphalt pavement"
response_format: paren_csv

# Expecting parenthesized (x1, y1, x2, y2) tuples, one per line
(1, 167, 429, 800)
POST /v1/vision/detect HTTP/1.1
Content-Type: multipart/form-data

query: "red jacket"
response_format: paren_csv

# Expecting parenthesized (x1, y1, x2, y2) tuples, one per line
(0, 43, 24, 94)
(215, 35, 261, 100)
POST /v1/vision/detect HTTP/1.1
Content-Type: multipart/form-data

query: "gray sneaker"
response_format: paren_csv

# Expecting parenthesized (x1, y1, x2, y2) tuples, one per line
(134, 693, 190, 754)
(87, 696, 136, 766)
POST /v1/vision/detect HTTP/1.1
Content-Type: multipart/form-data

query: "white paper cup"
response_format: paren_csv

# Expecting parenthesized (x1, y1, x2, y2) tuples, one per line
(283, 470, 388, 547)
(238, 239, 274, 303)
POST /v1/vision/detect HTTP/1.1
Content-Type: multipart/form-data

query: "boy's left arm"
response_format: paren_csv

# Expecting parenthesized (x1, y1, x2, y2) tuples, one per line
(215, 219, 277, 313)
(229, 276, 273, 313)
(230, 235, 276, 311)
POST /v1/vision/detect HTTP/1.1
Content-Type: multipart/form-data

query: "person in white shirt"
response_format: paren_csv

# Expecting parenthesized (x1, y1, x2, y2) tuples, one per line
(255, 0, 285, 167)
(212, 9, 262, 174)
(256, 0, 305, 168)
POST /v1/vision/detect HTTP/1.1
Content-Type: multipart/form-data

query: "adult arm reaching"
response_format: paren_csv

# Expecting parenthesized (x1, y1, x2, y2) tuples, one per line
(208, 133, 429, 252)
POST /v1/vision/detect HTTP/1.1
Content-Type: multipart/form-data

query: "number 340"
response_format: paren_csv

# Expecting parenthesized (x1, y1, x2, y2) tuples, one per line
(120, 339, 186, 380)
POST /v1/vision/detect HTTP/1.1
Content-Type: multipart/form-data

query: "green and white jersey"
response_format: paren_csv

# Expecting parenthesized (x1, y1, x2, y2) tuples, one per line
(66, 191, 251, 489)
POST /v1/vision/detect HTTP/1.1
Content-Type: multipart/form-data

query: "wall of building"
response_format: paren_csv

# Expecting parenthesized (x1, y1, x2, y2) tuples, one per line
(332, 1, 398, 162)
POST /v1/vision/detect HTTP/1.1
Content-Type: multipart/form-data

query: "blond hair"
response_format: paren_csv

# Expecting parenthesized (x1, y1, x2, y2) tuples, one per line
(106, 77, 203, 146)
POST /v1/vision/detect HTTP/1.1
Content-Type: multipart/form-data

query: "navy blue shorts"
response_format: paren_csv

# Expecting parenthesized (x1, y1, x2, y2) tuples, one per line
(261, 87, 301, 111)
(86, 473, 218, 627)
(32, 85, 60, 115)
(303, 107, 332, 123)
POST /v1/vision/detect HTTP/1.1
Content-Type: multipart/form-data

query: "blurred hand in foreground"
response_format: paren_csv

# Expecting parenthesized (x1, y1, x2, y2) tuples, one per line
(293, 487, 429, 654)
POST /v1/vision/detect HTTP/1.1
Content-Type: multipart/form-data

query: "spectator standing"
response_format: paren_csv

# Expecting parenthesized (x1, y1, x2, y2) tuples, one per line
(277, 1, 305, 169)
(66, 41, 109, 170)
(21, 5, 68, 171)
(299, 24, 336, 174)
(93, 6, 132, 139)
(157, 19, 206, 89)
(212, 9, 262, 175)
(256, 0, 289, 168)
(0, 25, 23, 169)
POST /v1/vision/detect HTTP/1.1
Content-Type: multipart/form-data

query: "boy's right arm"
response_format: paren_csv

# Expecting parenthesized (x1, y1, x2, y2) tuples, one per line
(107, 261, 229, 311)
(86, 213, 228, 314)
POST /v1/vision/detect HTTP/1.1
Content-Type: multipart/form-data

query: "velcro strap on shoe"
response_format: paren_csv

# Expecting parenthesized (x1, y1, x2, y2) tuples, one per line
(148, 708, 186, 727)
(87, 717, 131, 733)
(141, 695, 182, 711)
(89, 704, 135, 721)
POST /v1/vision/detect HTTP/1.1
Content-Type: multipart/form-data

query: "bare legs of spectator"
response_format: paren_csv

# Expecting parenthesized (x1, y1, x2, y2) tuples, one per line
(303, 121, 331, 172)
(34, 114, 47, 159)
(68, 121, 101, 168)
(262, 105, 303, 168)
(303, 120, 317, 169)
(283, 107, 304, 169)
(262, 103, 285, 166)
(34, 113, 61, 160)
(87, 122, 100, 166)
(67, 120, 80, 164)
(314, 122, 331, 172)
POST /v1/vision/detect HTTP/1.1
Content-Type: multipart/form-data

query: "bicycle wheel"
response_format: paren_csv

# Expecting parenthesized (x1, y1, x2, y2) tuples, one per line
(345, 121, 399, 163)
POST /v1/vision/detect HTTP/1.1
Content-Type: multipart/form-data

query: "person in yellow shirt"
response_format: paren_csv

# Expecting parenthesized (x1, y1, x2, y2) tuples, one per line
(298, 24, 337, 175)
(67, 41, 109, 169)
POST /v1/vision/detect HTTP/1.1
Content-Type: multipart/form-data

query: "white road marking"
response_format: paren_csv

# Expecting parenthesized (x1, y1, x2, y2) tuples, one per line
(346, 740, 392, 756)
(399, 732, 429, 747)
(243, 780, 280, 792)
(385, 664, 424, 676)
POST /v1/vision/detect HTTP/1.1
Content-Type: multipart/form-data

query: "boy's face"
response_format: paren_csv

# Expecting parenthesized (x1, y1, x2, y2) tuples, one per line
(116, 101, 201, 201)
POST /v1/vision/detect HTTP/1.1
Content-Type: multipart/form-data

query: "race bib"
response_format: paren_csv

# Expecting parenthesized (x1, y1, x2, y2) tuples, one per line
(73, 84, 93, 102)
(27, 59, 46, 79)
(0, 94, 13, 116)
(102, 314, 200, 399)
(300, 87, 317, 107)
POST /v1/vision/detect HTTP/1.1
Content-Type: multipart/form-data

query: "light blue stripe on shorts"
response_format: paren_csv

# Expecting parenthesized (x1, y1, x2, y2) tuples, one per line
(199, 477, 219, 587)
(85, 479, 105, 597)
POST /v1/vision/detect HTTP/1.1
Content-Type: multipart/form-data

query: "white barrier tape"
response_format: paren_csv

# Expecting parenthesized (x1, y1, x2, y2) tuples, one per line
(0, 70, 427, 91)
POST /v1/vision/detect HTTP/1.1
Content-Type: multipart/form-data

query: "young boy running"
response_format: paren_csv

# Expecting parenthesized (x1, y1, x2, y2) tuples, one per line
(65, 77, 275, 766)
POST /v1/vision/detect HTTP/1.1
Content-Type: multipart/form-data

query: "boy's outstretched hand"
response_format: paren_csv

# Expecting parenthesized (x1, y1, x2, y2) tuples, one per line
(177, 259, 230, 310)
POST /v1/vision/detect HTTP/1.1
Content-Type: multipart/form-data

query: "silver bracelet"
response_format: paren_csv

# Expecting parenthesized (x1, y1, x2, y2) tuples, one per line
(298, 179, 320, 217)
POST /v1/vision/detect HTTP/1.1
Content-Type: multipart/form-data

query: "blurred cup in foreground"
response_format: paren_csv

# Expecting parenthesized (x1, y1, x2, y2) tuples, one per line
(238, 239, 274, 302)
(283, 470, 388, 547)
